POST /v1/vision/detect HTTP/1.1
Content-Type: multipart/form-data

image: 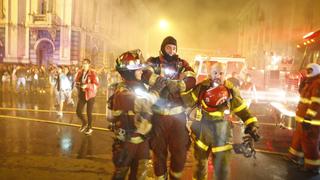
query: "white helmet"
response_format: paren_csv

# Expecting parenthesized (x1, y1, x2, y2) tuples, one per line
(306, 63, 320, 77)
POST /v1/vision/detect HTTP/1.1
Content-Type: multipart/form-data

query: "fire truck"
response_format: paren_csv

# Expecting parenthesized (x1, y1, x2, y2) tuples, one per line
(284, 29, 320, 92)
(193, 55, 294, 103)
(297, 29, 320, 67)
(193, 55, 247, 82)
(271, 29, 320, 130)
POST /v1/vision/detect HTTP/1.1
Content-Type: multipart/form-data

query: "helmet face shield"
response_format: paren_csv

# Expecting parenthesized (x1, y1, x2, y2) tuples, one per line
(128, 60, 144, 70)
(116, 49, 145, 71)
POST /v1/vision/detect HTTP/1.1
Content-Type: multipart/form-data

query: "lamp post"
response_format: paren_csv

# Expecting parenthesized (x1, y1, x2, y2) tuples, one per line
(159, 19, 169, 32)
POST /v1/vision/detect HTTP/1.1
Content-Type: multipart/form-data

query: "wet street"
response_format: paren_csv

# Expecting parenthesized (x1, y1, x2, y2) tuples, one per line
(0, 89, 319, 180)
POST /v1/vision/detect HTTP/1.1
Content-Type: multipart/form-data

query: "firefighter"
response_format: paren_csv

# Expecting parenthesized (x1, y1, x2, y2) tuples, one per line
(288, 63, 320, 174)
(183, 62, 260, 180)
(108, 49, 166, 180)
(141, 36, 196, 179)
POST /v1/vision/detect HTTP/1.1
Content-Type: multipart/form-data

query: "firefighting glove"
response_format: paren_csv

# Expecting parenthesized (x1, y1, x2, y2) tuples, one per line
(302, 116, 312, 130)
(166, 79, 185, 94)
(244, 122, 260, 142)
(150, 77, 167, 94)
(233, 135, 256, 158)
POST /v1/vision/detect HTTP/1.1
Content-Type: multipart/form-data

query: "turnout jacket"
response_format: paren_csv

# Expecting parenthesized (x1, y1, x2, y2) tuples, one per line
(295, 75, 320, 125)
(108, 81, 159, 143)
(142, 55, 196, 113)
(184, 79, 258, 126)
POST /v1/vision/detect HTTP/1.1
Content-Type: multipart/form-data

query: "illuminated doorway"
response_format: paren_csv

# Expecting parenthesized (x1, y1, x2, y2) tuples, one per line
(35, 39, 54, 67)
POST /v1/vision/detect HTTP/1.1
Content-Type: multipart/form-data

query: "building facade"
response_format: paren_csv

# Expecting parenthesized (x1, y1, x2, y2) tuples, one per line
(237, 0, 320, 69)
(0, 0, 150, 68)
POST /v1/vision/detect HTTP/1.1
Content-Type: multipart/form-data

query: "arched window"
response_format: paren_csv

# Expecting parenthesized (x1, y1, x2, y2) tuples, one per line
(38, 0, 48, 14)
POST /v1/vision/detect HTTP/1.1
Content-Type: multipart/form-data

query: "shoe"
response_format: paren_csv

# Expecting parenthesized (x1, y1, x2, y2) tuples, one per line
(79, 125, 87, 132)
(283, 155, 303, 166)
(68, 101, 75, 107)
(57, 111, 63, 117)
(84, 128, 93, 135)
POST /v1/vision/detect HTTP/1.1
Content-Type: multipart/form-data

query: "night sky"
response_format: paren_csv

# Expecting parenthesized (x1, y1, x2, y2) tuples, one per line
(143, 0, 249, 54)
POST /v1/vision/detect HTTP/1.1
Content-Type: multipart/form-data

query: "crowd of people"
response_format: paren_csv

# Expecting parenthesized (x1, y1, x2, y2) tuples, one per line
(0, 63, 119, 95)
(0, 63, 120, 135)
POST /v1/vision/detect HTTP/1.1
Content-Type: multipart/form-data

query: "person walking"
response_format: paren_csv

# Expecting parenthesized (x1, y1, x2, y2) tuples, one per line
(108, 49, 166, 179)
(141, 36, 196, 179)
(75, 59, 99, 135)
(56, 66, 74, 117)
(288, 63, 320, 174)
(183, 62, 260, 180)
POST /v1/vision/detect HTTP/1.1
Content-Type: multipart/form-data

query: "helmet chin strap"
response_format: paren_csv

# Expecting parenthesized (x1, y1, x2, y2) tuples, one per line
(211, 79, 221, 88)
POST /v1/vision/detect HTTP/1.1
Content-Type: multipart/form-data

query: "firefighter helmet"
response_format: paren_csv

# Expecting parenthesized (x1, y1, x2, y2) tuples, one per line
(200, 85, 231, 112)
(116, 49, 145, 72)
(306, 63, 320, 77)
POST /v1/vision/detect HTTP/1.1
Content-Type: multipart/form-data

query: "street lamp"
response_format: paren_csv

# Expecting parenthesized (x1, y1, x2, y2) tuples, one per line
(159, 19, 169, 31)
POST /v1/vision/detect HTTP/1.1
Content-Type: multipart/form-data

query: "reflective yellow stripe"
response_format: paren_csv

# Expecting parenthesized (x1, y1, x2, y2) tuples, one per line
(153, 106, 185, 115)
(195, 139, 209, 151)
(155, 175, 167, 180)
(295, 116, 320, 126)
(130, 136, 144, 144)
(116, 86, 127, 93)
(148, 73, 158, 86)
(224, 80, 234, 89)
(212, 144, 233, 153)
(300, 97, 312, 104)
(178, 80, 186, 92)
(169, 170, 183, 178)
(145, 66, 154, 73)
(201, 100, 208, 109)
(288, 147, 304, 157)
(180, 88, 192, 95)
(244, 117, 258, 126)
(305, 158, 320, 166)
(128, 111, 135, 115)
(306, 109, 317, 117)
(304, 119, 320, 126)
(112, 110, 122, 116)
(195, 108, 202, 121)
(311, 97, 320, 104)
(232, 102, 247, 113)
(112, 110, 135, 116)
(207, 111, 223, 117)
(295, 116, 304, 123)
(183, 71, 196, 78)
(191, 92, 198, 101)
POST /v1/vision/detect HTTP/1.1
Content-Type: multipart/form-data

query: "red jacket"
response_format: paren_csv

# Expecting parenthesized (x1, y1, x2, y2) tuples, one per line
(75, 69, 99, 100)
